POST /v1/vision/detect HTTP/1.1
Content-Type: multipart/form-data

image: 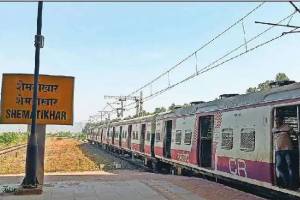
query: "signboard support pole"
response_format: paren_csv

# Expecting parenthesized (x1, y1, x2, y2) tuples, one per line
(36, 125, 46, 185)
(22, 1, 44, 188)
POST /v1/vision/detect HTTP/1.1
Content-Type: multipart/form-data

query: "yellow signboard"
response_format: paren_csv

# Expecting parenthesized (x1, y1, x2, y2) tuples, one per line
(0, 74, 74, 125)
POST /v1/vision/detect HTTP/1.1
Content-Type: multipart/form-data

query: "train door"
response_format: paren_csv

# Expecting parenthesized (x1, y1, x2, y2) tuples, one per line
(140, 124, 146, 152)
(128, 125, 132, 149)
(163, 120, 172, 158)
(273, 105, 299, 187)
(112, 127, 115, 145)
(151, 133, 155, 157)
(151, 121, 156, 157)
(100, 129, 103, 143)
(198, 115, 214, 168)
(107, 128, 110, 143)
(119, 126, 122, 147)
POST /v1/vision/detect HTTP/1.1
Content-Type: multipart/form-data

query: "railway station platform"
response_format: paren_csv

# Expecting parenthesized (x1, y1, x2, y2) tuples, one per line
(0, 170, 264, 200)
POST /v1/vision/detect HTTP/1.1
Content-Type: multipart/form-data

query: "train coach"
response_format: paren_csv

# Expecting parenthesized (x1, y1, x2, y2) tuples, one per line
(87, 81, 300, 197)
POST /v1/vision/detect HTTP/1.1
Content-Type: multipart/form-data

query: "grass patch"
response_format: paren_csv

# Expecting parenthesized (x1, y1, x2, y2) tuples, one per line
(0, 132, 27, 150)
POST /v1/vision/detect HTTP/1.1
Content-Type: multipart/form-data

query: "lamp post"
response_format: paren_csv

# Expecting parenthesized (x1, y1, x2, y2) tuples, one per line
(22, 1, 44, 188)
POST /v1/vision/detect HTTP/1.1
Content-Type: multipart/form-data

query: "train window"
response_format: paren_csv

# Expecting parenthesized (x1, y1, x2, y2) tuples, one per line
(146, 131, 151, 141)
(135, 131, 138, 140)
(175, 130, 182, 145)
(221, 128, 233, 150)
(184, 129, 192, 145)
(135, 131, 139, 140)
(240, 128, 255, 152)
(156, 131, 161, 142)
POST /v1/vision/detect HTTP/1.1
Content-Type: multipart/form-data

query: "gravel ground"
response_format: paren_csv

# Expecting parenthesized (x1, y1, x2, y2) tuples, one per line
(80, 142, 143, 171)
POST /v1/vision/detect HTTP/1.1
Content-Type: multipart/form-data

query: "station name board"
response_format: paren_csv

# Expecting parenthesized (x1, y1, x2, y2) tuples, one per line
(0, 74, 74, 125)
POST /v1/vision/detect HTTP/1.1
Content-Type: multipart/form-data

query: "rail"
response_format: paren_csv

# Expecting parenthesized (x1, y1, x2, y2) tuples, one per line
(0, 144, 27, 156)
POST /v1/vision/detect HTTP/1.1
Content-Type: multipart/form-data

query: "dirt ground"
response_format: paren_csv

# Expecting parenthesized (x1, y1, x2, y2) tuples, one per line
(0, 137, 115, 174)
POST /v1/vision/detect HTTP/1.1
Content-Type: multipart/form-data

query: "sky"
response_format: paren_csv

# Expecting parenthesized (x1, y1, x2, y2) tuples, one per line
(0, 2, 300, 131)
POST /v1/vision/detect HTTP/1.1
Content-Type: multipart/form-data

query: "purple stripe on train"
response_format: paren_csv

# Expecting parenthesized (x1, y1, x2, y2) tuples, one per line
(217, 156, 274, 183)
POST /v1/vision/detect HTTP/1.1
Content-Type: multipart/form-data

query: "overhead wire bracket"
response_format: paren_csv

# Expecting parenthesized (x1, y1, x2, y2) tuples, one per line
(194, 52, 198, 74)
(241, 20, 248, 52)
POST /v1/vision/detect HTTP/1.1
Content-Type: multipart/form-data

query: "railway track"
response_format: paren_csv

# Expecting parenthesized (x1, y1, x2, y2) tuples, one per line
(0, 144, 27, 156)
(86, 141, 151, 171)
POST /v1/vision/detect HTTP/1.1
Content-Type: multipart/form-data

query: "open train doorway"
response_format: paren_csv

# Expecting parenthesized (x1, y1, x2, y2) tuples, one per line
(140, 124, 146, 152)
(119, 126, 122, 147)
(100, 129, 103, 143)
(163, 120, 172, 158)
(128, 125, 132, 149)
(273, 105, 299, 189)
(112, 127, 115, 145)
(198, 115, 214, 168)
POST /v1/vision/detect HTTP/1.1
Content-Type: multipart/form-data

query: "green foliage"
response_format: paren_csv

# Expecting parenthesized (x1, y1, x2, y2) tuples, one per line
(246, 72, 290, 93)
(49, 131, 87, 140)
(153, 107, 167, 114)
(0, 132, 28, 147)
(77, 132, 87, 140)
(246, 87, 258, 93)
(53, 131, 73, 138)
(182, 103, 190, 108)
(275, 73, 289, 81)
(168, 103, 176, 111)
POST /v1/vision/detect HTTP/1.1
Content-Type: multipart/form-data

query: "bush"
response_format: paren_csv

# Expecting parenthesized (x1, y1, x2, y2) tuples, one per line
(0, 132, 28, 146)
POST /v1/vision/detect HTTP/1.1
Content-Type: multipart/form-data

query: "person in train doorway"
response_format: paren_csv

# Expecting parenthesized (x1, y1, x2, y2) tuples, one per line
(272, 114, 297, 189)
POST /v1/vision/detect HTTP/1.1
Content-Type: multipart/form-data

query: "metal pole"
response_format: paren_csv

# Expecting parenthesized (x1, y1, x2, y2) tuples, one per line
(139, 91, 143, 116)
(22, 1, 44, 187)
(120, 100, 124, 118)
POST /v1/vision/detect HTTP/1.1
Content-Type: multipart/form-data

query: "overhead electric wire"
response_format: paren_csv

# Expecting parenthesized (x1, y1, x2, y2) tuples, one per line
(96, 2, 297, 119)
(127, 2, 265, 97)
(122, 10, 298, 112)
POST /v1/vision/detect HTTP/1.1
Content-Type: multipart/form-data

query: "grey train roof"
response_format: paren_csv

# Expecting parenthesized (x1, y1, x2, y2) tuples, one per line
(91, 82, 300, 126)
(165, 82, 300, 117)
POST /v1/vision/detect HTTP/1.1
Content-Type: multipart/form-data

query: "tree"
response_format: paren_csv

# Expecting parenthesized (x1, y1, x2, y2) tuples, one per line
(246, 87, 257, 93)
(153, 107, 166, 114)
(257, 80, 273, 92)
(168, 103, 176, 111)
(275, 73, 289, 82)
(246, 72, 290, 93)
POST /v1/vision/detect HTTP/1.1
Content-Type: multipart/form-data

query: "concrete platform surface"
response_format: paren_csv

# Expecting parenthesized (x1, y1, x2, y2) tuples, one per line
(0, 170, 265, 200)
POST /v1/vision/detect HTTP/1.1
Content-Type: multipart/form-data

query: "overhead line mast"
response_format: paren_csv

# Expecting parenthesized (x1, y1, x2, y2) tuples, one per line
(104, 92, 143, 118)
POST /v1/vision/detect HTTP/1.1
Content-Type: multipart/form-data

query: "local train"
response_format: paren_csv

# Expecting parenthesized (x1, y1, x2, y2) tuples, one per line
(87, 81, 300, 198)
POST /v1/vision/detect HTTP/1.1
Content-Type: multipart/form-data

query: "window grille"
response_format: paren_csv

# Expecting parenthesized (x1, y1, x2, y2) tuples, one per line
(175, 130, 182, 144)
(240, 128, 255, 152)
(221, 128, 233, 150)
(132, 131, 135, 140)
(184, 130, 192, 145)
(156, 132, 161, 142)
(146, 131, 151, 141)
(135, 131, 139, 140)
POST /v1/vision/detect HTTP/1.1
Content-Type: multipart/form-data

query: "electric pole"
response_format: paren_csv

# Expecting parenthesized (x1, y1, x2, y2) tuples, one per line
(104, 95, 141, 118)
(22, 1, 44, 188)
